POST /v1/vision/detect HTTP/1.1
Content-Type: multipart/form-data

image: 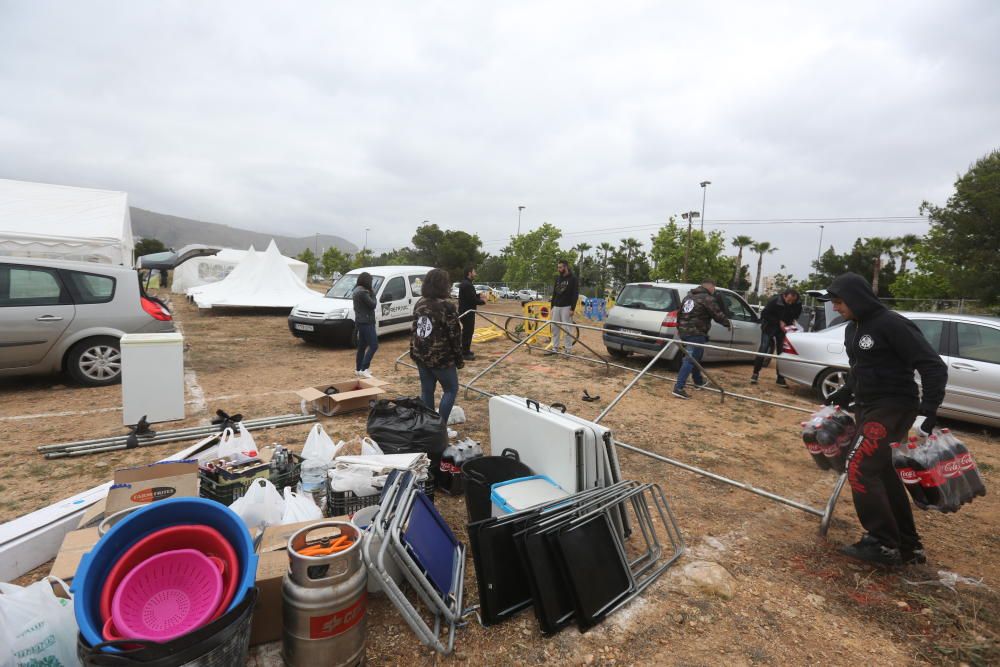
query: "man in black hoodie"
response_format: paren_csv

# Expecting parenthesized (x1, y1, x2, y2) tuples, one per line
(750, 288, 802, 386)
(458, 267, 486, 360)
(820, 272, 947, 566)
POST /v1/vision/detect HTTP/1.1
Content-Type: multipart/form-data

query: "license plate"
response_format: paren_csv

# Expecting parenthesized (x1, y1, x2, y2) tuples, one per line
(619, 328, 641, 335)
(294, 323, 315, 332)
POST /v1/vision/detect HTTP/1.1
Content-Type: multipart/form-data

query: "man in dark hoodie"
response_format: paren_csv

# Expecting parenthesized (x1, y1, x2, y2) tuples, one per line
(750, 288, 802, 386)
(458, 266, 486, 360)
(821, 272, 947, 566)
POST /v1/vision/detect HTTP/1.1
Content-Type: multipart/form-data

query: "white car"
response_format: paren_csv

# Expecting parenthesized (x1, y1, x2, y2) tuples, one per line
(777, 312, 1000, 428)
(517, 289, 542, 302)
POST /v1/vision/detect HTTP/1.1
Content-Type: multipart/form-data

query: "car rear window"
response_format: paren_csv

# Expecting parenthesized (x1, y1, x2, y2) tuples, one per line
(63, 270, 116, 304)
(616, 285, 678, 312)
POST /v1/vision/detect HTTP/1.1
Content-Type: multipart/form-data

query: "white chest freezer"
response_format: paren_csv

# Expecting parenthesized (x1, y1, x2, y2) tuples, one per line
(120, 333, 185, 425)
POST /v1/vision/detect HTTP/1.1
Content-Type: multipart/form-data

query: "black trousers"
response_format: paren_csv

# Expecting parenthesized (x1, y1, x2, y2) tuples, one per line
(460, 311, 476, 354)
(752, 328, 784, 375)
(844, 402, 921, 550)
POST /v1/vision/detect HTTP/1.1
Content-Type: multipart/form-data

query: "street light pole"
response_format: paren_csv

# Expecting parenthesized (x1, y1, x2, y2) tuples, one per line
(816, 224, 825, 263)
(681, 210, 700, 282)
(363, 227, 370, 254)
(699, 181, 711, 233)
(517, 205, 525, 236)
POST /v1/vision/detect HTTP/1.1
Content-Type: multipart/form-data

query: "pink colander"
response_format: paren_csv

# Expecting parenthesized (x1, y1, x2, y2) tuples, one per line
(111, 548, 223, 642)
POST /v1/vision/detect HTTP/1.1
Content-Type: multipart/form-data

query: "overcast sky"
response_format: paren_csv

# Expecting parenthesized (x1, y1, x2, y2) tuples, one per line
(1, 1, 997, 279)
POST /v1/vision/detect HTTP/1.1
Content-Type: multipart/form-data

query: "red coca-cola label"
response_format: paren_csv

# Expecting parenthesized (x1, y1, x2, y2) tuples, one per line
(897, 468, 920, 485)
(309, 592, 367, 639)
(941, 457, 961, 479)
(958, 452, 976, 471)
(805, 443, 823, 455)
(917, 467, 946, 488)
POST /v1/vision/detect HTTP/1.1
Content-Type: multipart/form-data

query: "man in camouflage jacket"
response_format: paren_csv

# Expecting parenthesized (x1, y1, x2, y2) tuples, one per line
(410, 294, 464, 425)
(673, 279, 731, 399)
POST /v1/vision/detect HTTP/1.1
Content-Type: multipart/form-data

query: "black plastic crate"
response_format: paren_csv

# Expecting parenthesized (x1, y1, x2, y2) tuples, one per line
(327, 475, 435, 517)
(200, 454, 302, 505)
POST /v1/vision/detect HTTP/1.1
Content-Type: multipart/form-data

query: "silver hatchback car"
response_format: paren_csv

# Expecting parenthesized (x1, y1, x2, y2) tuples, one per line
(602, 281, 761, 369)
(0, 256, 175, 386)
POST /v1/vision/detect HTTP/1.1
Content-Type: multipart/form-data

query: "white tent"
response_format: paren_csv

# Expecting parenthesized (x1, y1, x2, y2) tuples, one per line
(0, 178, 134, 265)
(171, 247, 308, 294)
(192, 240, 320, 309)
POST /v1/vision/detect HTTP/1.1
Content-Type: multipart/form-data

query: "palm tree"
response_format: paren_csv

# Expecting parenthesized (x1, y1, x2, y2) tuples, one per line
(573, 242, 592, 284)
(730, 235, 755, 289)
(894, 234, 921, 275)
(619, 238, 643, 283)
(871, 238, 897, 295)
(752, 241, 777, 296)
(598, 242, 614, 295)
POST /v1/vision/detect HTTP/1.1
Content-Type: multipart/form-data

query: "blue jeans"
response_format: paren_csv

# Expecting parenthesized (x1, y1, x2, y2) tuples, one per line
(674, 334, 707, 390)
(417, 364, 459, 426)
(355, 323, 378, 371)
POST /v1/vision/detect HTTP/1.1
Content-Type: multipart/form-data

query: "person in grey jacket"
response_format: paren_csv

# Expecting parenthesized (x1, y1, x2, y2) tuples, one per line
(352, 272, 378, 379)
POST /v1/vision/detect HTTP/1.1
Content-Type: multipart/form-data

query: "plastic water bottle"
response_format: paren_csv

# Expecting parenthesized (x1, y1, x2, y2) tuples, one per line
(300, 459, 329, 509)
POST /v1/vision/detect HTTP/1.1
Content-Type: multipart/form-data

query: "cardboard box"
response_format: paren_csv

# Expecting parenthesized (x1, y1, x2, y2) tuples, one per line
(296, 378, 390, 416)
(250, 518, 348, 646)
(105, 460, 200, 516)
(50, 527, 100, 583)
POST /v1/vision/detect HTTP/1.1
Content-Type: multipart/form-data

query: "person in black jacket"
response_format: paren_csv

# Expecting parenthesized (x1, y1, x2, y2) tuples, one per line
(458, 267, 486, 360)
(750, 288, 802, 386)
(820, 272, 948, 566)
(352, 272, 378, 379)
(546, 259, 579, 355)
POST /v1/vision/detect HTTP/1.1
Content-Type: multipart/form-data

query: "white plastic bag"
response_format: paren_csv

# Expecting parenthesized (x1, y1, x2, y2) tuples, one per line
(229, 478, 284, 528)
(218, 424, 258, 463)
(328, 466, 379, 497)
(281, 487, 323, 524)
(302, 424, 340, 464)
(361, 436, 383, 456)
(0, 577, 78, 667)
(447, 405, 466, 425)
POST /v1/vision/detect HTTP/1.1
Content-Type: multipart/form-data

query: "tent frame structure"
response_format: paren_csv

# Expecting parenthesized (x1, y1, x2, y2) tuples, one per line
(395, 309, 852, 536)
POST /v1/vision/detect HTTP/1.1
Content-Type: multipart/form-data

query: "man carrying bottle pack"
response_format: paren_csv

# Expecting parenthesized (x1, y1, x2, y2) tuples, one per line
(820, 272, 948, 566)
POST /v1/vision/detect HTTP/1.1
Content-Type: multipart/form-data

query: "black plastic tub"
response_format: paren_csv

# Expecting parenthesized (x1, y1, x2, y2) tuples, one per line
(461, 448, 534, 523)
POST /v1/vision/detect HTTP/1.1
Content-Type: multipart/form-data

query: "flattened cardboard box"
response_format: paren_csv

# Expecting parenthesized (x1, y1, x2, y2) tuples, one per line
(296, 378, 390, 416)
(251, 518, 347, 646)
(105, 460, 200, 516)
(50, 527, 101, 583)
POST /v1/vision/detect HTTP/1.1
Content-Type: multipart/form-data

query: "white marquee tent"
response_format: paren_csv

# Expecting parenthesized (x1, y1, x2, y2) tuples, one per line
(171, 247, 308, 294)
(191, 240, 319, 309)
(0, 178, 134, 265)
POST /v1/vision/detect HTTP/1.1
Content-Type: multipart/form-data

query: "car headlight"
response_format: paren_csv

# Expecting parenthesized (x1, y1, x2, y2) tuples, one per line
(324, 309, 349, 320)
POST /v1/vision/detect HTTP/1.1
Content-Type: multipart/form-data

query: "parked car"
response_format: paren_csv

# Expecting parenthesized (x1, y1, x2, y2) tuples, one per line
(495, 286, 515, 299)
(0, 256, 175, 386)
(288, 265, 434, 346)
(777, 313, 1000, 428)
(450, 282, 461, 299)
(516, 289, 542, 302)
(602, 281, 760, 370)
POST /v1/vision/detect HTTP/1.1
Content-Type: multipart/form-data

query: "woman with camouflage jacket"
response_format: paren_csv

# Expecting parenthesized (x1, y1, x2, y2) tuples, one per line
(410, 268, 465, 428)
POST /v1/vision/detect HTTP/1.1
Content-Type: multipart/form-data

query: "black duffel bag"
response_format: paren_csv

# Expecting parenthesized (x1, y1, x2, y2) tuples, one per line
(367, 397, 448, 464)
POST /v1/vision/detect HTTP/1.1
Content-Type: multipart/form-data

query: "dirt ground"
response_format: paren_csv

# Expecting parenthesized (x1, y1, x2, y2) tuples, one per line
(1, 292, 997, 666)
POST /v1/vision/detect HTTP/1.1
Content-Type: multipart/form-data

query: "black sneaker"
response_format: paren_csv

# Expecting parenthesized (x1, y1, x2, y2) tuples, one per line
(672, 388, 691, 400)
(776, 377, 788, 387)
(902, 546, 927, 565)
(462, 352, 476, 360)
(839, 537, 902, 567)
(750, 374, 759, 384)
(693, 380, 708, 390)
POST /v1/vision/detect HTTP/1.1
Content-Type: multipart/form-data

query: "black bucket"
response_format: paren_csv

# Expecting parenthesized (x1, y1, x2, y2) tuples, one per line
(462, 448, 534, 523)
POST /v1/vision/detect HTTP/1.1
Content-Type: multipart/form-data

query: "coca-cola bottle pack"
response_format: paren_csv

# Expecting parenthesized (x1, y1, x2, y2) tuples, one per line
(894, 428, 986, 513)
(800, 405, 856, 472)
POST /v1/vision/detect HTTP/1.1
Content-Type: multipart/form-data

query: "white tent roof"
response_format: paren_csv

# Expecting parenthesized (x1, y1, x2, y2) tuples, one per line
(192, 240, 319, 309)
(0, 178, 134, 266)
(171, 246, 308, 294)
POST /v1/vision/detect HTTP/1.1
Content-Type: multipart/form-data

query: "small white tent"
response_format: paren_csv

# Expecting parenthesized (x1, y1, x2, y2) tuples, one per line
(172, 247, 308, 294)
(192, 240, 319, 309)
(0, 179, 134, 265)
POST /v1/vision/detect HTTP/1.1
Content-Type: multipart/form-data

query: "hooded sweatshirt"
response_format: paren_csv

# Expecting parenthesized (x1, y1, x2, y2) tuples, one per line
(828, 272, 947, 413)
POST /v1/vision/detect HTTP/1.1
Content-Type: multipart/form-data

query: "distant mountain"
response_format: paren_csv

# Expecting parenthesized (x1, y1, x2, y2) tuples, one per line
(130, 207, 357, 256)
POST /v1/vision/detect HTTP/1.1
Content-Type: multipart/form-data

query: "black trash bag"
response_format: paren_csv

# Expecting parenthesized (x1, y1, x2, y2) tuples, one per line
(366, 397, 448, 464)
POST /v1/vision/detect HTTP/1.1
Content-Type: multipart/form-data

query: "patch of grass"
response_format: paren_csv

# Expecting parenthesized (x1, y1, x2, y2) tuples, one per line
(27, 463, 47, 477)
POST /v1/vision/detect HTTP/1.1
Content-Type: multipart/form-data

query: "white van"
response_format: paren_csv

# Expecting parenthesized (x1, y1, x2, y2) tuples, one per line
(287, 265, 434, 346)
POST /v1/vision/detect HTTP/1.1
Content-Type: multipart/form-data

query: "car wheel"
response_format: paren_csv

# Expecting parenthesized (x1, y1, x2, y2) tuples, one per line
(66, 336, 122, 387)
(606, 347, 629, 359)
(815, 367, 849, 401)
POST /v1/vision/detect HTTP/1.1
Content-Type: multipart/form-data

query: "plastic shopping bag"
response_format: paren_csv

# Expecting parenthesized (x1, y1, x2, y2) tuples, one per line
(229, 479, 284, 528)
(281, 487, 323, 524)
(447, 405, 466, 425)
(361, 437, 383, 456)
(0, 576, 77, 667)
(302, 424, 340, 464)
(218, 424, 258, 463)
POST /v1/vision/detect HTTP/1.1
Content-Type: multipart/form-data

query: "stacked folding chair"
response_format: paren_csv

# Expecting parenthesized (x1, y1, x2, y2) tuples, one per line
(361, 471, 468, 655)
(469, 480, 684, 633)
